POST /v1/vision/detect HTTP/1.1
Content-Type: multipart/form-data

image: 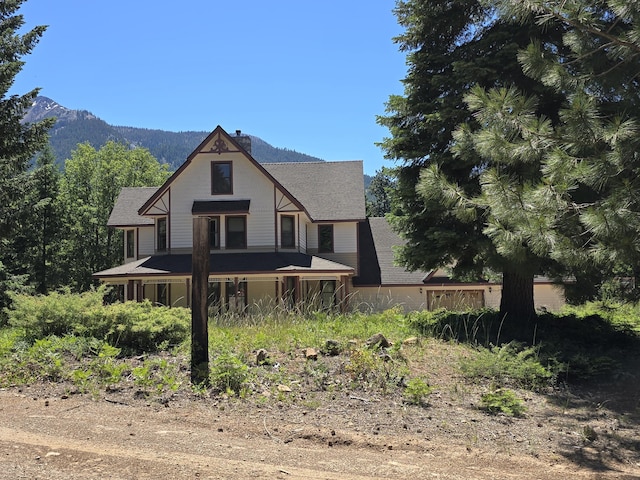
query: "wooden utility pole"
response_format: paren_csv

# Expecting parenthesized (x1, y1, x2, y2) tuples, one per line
(191, 216, 210, 385)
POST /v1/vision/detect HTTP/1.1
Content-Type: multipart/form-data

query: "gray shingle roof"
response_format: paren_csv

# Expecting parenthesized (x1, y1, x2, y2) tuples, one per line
(366, 217, 429, 285)
(108, 187, 158, 227)
(264, 161, 366, 221)
(109, 161, 365, 226)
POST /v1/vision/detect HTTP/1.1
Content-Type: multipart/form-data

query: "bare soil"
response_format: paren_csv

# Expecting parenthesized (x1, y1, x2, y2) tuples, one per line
(1, 340, 639, 479)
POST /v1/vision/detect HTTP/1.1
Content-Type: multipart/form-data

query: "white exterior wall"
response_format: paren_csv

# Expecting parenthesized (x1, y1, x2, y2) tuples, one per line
(167, 152, 277, 250)
(483, 284, 565, 312)
(352, 283, 565, 313)
(534, 284, 565, 311)
(138, 227, 155, 257)
(307, 222, 358, 253)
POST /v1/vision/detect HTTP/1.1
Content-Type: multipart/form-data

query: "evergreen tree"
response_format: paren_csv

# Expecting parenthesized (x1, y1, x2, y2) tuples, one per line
(464, 0, 640, 300)
(23, 146, 63, 293)
(365, 167, 395, 217)
(378, 0, 563, 320)
(0, 0, 53, 316)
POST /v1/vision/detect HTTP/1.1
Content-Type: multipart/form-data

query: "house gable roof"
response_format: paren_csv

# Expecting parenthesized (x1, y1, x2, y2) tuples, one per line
(264, 161, 366, 221)
(354, 217, 428, 286)
(108, 187, 158, 227)
(137, 126, 304, 217)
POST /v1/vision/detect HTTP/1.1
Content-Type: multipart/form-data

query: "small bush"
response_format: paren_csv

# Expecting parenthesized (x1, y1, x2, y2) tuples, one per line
(480, 388, 526, 417)
(403, 377, 433, 406)
(209, 352, 250, 394)
(460, 342, 554, 390)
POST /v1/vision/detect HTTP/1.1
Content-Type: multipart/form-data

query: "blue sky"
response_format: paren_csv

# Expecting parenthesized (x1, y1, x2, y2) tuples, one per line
(11, 0, 407, 175)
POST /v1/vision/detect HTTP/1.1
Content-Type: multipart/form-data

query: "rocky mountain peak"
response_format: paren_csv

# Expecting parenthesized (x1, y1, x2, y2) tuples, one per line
(23, 96, 96, 124)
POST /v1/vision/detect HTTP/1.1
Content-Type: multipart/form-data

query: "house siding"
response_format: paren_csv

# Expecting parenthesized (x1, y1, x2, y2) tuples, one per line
(167, 151, 276, 250)
(307, 222, 358, 253)
(138, 227, 155, 257)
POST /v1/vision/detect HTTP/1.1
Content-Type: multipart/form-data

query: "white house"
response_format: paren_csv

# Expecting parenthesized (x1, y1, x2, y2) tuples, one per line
(94, 126, 565, 313)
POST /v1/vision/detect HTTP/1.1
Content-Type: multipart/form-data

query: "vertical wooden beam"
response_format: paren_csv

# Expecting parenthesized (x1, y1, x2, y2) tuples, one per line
(191, 217, 210, 385)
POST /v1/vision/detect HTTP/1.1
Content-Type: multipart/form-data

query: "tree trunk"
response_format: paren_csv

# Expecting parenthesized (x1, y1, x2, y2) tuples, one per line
(500, 269, 536, 322)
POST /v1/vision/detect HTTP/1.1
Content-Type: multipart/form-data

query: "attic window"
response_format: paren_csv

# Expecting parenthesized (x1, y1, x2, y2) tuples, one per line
(211, 161, 232, 195)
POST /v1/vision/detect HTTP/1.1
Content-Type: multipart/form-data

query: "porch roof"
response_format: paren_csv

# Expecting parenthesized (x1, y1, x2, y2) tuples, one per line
(192, 200, 250, 215)
(93, 252, 354, 279)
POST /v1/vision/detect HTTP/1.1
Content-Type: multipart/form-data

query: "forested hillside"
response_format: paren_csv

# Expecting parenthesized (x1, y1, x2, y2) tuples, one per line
(25, 97, 326, 169)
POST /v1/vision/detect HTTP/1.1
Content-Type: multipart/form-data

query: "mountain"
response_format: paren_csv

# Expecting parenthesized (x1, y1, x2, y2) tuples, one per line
(24, 97, 325, 170)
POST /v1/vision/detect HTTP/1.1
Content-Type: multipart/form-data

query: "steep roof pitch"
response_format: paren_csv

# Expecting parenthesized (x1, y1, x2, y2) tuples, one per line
(108, 187, 158, 227)
(110, 126, 365, 225)
(264, 161, 366, 221)
(354, 217, 428, 286)
(137, 126, 304, 217)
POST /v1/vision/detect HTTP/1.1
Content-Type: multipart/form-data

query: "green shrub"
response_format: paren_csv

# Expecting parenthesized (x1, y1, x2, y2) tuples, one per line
(84, 301, 190, 354)
(403, 377, 433, 405)
(480, 388, 526, 416)
(406, 309, 505, 345)
(6, 289, 190, 354)
(7, 287, 107, 340)
(460, 342, 554, 390)
(209, 352, 250, 394)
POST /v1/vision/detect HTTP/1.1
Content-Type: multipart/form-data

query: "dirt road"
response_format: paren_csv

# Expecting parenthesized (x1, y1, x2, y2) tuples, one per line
(1, 389, 637, 480)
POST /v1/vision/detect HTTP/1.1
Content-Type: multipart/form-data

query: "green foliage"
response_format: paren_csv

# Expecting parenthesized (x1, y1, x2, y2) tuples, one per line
(83, 301, 190, 354)
(480, 388, 526, 417)
(378, 0, 565, 320)
(460, 342, 554, 390)
(209, 352, 250, 394)
(406, 308, 504, 344)
(6, 289, 189, 354)
(58, 141, 170, 291)
(6, 287, 107, 339)
(0, 1, 54, 316)
(403, 377, 433, 406)
(132, 358, 182, 395)
(345, 347, 407, 392)
(365, 167, 396, 217)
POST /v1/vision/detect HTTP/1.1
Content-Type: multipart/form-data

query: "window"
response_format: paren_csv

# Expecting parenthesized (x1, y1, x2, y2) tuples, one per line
(209, 217, 220, 249)
(226, 216, 246, 249)
(157, 283, 168, 306)
(157, 217, 167, 251)
(320, 280, 336, 309)
(226, 280, 247, 312)
(318, 224, 334, 253)
(281, 215, 295, 248)
(284, 276, 296, 308)
(207, 282, 221, 316)
(126, 229, 135, 258)
(211, 161, 232, 195)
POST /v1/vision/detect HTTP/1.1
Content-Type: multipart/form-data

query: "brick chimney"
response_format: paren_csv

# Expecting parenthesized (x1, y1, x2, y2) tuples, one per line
(234, 129, 251, 154)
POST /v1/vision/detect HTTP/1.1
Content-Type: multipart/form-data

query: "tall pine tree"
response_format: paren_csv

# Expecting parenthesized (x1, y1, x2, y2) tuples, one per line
(0, 0, 53, 316)
(465, 0, 640, 300)
(378, 0, 564, 320)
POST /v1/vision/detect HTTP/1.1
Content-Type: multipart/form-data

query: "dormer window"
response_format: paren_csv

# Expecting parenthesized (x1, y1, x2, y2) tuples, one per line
(211, 161, 232, 195)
